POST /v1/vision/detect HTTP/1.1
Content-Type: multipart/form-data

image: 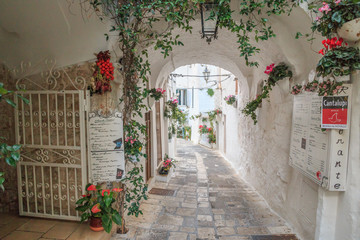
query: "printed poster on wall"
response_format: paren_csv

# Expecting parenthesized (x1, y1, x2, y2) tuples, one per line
(88, 111, 125, 184)
(321, 96, 349, 129)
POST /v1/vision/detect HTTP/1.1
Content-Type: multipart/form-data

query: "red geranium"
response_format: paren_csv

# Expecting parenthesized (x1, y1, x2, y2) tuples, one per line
(264, 63, 275, 75)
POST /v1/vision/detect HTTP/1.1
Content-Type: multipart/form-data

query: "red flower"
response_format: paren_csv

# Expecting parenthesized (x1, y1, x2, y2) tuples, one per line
(82, 194, 90, 198)
(91, 203, 101, 214)
(318, 49, 325, 55)
(199, 125, 203, 128)
(112, 188, 123, 192)
(264, 63, 275, 75)
(102, 189, 110, 196)
(87, 185, 96, 191)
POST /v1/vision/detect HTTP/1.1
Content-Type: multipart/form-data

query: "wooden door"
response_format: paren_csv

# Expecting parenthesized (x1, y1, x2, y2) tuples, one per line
(155, 102, 162, 166)
(223, 114, 226, 154)
(145, 111, 152, 182)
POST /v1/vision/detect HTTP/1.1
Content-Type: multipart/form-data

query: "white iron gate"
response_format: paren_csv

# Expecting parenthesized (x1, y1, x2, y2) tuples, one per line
(15, 90, 88, 220)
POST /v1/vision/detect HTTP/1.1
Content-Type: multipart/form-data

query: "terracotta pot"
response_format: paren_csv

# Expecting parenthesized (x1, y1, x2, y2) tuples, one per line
(89, 216, 104, 232)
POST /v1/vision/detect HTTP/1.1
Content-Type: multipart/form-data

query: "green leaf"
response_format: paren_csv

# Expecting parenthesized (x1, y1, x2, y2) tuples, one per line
(112, 212, 122, 225)
(331, 11, 342, 23)
(12, 145, 21, 151)
(104, 195, 112, 208)
(11, 152, 20, 161)
(5, 157, 16, 167)
(101, 214, 112, 233)
(5, 98, 16, 108)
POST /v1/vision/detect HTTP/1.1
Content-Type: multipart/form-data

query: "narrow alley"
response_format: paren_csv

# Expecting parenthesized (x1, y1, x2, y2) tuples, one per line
(114, 139, 298, 240)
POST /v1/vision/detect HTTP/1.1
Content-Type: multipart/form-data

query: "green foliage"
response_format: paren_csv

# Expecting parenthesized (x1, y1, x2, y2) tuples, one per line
(242, 63, 292, 124)
(207, 88, 215, 97)
(310, 1, 360, 37)
(88, 0, 297, 229)
(316, 47, 360, 77)
(75, 183, 123, 233)
(0, 83, 28, 191)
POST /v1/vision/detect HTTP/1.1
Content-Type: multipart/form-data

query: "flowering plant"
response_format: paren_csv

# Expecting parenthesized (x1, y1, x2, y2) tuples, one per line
(318, 79, 343, 96)
(311, 0, 360, 37)
(159, 154, 176, 175)
(224, 95, 236, 105)
(264, 63, 275, 75)
(149, 88, 166, 101)
(316, 38, 360, 77)
(304, 80, 319, 92)
(124, 136, 143, 160)
(90, 51, 115, 95)
(242, 63, 293, 124)
(291, 84, 303, 95)
(75, 183, 123, 233)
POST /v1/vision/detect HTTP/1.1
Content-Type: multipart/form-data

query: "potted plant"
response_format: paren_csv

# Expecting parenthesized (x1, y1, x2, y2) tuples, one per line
(317, 79, 343, 96)
(304, 80, 319, 92)
(148, 88, 166, 101)
(158, 154, 176, 175)
(310, 0, 360, 38)
(224, 95, 236, 106)
(242, 63, 292, 124)
(316, 37, 360, 81)
(75, 184, 123, 233)
(291, 84, 302, 95)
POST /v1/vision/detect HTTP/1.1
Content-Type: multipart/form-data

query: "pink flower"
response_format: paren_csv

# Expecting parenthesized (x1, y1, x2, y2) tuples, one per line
(264, 64, 275, 75)
(324, 92, 327, 96)
(333, 89, 338, 94)
(316, 16, 320, 21)
(319, 3, 331, 14)
(336, 85, 342, 90)
(335, 0, 341, 4)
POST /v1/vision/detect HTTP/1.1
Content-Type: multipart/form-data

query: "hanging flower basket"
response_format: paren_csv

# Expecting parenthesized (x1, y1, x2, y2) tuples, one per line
(224, 95, 236, 106)
(337, 18, 360, 42)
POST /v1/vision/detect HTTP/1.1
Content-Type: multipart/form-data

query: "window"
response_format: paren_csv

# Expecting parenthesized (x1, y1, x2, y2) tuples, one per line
(176, 89, 187, 106)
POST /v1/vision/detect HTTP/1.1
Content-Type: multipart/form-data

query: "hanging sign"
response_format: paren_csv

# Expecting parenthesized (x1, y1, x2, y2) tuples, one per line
(321, 96, 349, 129)
(88, 111, 125, 184)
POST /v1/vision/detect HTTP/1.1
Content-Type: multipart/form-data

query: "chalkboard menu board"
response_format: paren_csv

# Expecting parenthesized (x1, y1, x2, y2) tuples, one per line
(289, 94, 329, 186)
(88, 111, 125, 184)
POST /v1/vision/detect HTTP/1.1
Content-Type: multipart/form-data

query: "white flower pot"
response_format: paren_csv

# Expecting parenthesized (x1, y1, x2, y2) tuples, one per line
(335, 75, 350, 82)
(337, 18, 360, 42)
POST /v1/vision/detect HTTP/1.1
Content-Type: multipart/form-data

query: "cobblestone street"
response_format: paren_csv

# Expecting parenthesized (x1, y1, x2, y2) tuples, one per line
(113, 139, 298, 240)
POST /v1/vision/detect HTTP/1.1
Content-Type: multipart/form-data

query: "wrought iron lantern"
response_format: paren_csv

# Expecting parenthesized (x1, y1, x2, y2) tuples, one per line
(200, 2, 219, 44)
(203, 66, 210, 83)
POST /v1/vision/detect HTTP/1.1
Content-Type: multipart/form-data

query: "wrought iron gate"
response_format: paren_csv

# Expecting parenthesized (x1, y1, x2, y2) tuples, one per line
(15, 90, 88, 220)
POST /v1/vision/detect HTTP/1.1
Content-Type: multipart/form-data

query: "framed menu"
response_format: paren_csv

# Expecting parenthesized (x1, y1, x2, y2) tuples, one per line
(88, 111, 125, 183)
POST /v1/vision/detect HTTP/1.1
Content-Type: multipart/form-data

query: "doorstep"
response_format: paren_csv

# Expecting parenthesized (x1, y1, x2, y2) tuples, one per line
(0, 213, 116, 240)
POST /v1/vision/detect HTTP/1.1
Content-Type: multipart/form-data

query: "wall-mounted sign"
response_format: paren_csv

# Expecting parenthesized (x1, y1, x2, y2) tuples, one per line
(88, 111, 125, 184)
(289, 84, 351, 191)
(321, 96, 349, 129)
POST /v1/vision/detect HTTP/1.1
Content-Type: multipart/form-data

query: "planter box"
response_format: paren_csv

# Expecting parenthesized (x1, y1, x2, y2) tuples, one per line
(156, 166, 174, 183)
(199, 134, 214, 149)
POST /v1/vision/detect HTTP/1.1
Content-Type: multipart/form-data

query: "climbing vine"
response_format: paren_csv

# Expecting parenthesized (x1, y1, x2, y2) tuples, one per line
(0, 83, 29, 191)
(86, 0, 299, 232)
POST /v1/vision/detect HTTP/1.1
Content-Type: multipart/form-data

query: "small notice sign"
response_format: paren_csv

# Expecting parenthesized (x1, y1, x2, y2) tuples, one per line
(321, 96, 349, 129)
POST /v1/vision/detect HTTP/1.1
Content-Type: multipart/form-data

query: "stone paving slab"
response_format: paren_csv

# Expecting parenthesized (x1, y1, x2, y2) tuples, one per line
(112, 139, 298, 240)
